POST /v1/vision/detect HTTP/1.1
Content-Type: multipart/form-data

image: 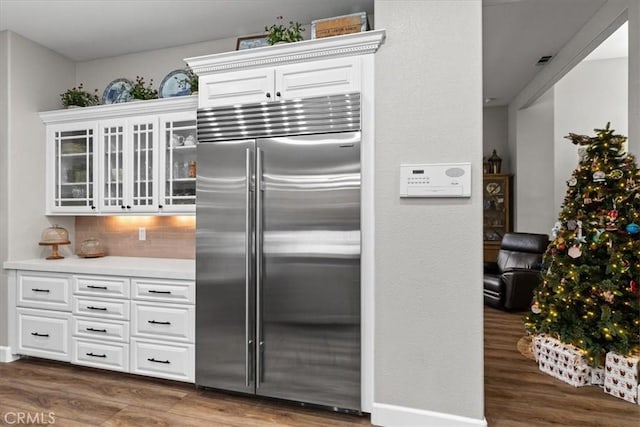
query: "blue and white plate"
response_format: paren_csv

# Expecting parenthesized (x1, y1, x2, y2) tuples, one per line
(102, 78, 133, 104)
(159, 69, 192, 98)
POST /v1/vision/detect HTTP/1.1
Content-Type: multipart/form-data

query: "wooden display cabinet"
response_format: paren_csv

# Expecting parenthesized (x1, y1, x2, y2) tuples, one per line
(483, 174, 513, 262)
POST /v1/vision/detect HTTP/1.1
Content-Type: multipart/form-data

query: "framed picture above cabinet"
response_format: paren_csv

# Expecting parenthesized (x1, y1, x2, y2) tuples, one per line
(483, 174, 513, 262)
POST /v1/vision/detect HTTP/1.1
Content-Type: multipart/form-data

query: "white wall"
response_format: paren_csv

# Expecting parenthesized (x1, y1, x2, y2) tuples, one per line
(483, 106, 509, 173)
(554, 57, 628, 213)
(0, 31, 75, 349)
(515, 89, 555, 234)
(75, 37, 236, 100)
(0, 31, 9, 347)
(373, 1, 484, 426)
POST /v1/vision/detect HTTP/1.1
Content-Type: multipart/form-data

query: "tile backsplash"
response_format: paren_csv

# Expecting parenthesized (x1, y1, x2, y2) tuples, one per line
(75, 216, 195, 259)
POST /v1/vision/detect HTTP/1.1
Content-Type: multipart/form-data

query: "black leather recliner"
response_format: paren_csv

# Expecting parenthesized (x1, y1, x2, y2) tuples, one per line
(483, 232, 549, 311)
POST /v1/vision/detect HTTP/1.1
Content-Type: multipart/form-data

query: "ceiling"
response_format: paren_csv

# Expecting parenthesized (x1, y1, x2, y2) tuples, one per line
(0, 0, 621, 106)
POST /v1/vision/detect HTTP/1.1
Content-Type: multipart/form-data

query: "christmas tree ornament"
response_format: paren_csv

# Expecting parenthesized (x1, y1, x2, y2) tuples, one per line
(630, 280, 638, 293)
(576, 220, 586, 243)
(603, 290, 614, 303)
(531, 301, 541, 314)
(592, 228, 604, 242)
(567, 219, 577, 231)
(610, 169, 623, 180)
(593, 171, 606, 183)
(551, 221, 562, 238)
(568, 245, 582, 258)
(583, 192, 592, 204)
(625, 223, 639, 234)
(567, 177, 578, 187)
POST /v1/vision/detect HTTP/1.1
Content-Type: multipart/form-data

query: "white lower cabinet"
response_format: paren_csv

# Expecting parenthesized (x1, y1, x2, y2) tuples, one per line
(130, 338, 194, 382)
(14, 269, 194, 383)
(73, 338, 129, 372)
(17, 308, 72, 362)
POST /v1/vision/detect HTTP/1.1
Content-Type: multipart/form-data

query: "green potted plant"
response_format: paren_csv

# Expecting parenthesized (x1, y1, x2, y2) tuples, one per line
(129, 76, 158, 100)
(60, 84, 100, 108)
(265, 16, 305, 45)
(175, 66, 198, 94)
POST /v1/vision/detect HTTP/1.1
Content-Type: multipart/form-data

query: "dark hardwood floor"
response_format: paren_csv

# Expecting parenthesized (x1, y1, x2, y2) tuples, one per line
(1, 309, 638, 426)
(484, 306, 640, 426)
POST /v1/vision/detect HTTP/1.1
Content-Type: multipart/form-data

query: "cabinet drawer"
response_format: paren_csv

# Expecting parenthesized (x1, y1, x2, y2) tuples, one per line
(17, 272, 71, 311)
(17, 308, 71, 362)
(72, 338, 129, 372)
(132, 279, 195, 304)
(73, 296, 130, 320)
(74, 276, 130, 299)
(131, 338, 194, 382)
(276, 57, 361, 99)
(72, 317, 129, 342)
(132, 302, 194, 342)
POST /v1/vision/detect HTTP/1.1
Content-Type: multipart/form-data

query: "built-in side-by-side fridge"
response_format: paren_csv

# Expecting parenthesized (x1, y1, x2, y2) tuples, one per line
(195, 93, 361, 411)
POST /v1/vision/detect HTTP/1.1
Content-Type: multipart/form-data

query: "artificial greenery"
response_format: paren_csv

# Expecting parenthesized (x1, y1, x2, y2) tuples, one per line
(524, 123, 640, 365)
(60, 84, 100, 107)
(129, 76, 158, 100)
(265, 16, 304, 45)
(175, 66, 198, 93)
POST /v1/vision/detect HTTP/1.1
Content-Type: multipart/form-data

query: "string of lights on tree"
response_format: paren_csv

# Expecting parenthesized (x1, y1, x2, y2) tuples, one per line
(524, 123, 640, 366)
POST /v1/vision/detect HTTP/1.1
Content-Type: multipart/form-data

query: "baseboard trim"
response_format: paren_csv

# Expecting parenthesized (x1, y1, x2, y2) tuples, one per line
(371, 402, 487, 427)
(0, 346, 20, 363)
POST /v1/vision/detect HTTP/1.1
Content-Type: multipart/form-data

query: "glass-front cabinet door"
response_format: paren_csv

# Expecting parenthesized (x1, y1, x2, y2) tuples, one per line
(130, 117, 158, 211)
(48, 123, 98, 214)
(100, 120, 126, 212)
(99, 117, 158, 213)
(160, 112, 196, 213)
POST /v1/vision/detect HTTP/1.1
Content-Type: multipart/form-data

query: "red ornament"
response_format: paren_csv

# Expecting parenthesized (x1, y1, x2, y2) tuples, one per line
(631, 280, 638, 293)
(557, 243, 566, 251)
(607, 210, 619, 221)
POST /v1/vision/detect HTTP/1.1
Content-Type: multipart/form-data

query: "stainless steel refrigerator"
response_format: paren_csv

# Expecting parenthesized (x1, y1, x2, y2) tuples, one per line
(196, 93, 361, 411)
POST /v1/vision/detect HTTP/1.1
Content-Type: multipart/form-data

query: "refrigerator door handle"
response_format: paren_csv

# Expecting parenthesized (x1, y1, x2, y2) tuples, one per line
(245, 147, 253, 388)
(256, 147, 264, 388)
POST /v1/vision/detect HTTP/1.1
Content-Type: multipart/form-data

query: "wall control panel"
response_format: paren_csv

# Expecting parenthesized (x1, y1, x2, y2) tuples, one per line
(399, 163, 471, 198)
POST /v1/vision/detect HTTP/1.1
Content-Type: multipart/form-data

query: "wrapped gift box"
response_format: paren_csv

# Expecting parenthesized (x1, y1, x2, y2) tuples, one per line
(534, 334, 591, 387)
(604, 352, 639, 404)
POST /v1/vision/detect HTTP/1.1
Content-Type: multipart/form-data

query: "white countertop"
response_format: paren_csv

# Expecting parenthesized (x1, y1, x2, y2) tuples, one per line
(3, 256, 195, 280)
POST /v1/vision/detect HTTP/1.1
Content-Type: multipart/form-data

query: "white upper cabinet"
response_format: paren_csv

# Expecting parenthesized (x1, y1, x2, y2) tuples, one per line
(41, 96, 197, 215)
(187, 30, 385, 109)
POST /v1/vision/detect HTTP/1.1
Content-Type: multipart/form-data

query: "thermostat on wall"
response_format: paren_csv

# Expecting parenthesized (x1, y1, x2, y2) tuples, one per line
(399, 163, 471, 198)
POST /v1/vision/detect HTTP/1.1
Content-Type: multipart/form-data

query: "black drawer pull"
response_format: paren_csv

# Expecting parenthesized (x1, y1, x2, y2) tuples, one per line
(31, 288, 50, 293)
(87, 306, 107, 311)
(31, 332, 49, 337)
(86, 352, 107, 358)
(147, 358, 170, 364)
(86, 327, 107, 333)
(148, 320, 171, 325)
(87, 285, 108, 290)
(148, 290, 171, 294)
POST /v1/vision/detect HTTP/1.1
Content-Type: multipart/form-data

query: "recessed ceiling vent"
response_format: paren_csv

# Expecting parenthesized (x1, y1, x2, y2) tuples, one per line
(536, 55, 553, 66)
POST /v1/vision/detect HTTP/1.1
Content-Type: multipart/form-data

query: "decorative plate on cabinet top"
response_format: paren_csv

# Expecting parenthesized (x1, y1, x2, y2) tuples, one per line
(159, 69, 191, 98)
(102, 78, 133, 104)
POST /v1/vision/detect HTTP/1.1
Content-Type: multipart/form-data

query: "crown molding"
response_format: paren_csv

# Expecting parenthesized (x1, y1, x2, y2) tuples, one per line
(186, 29, 386, 75)
(40, 95, 198, 124)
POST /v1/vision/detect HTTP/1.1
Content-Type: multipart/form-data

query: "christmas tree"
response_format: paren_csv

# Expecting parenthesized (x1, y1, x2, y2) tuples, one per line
(524, 123, 640, 366)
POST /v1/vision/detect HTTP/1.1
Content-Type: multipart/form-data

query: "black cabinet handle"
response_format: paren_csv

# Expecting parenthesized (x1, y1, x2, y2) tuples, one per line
(31, 288, 50, 293)
(86, 327, 107, 333)
(87, 285, 107, 290)
(276, 91, 281, 97)
(121, 205, 126, 209)
(158, 204, 163, 209)
(90, 205, 96, 210)
(31, 332, 49, 337)
(148, 290, 171, 294)
(265, 92, 271, 98)
(87, 306, 107, 311)
(126, 205, 132, 209)
(148, 320, 171, 325)
(147, 358, 170, 364)
(86, 352, 106, 358)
